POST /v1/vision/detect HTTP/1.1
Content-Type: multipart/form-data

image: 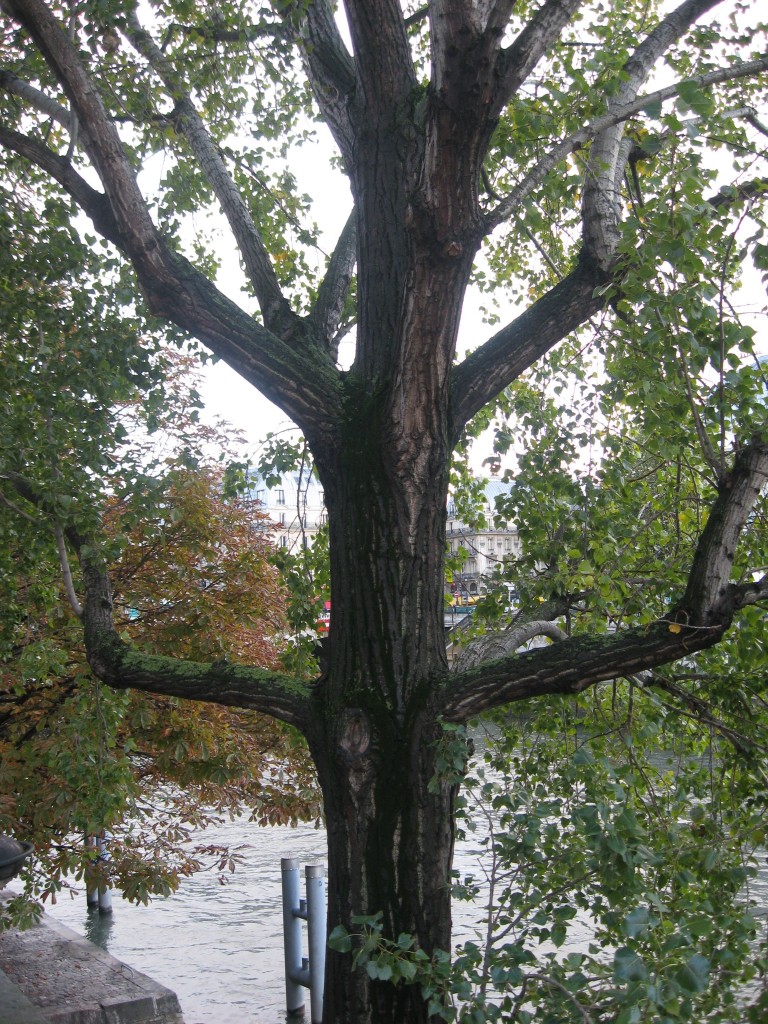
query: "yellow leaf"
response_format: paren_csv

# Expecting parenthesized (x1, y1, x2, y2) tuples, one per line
(668, 623, 682, 634)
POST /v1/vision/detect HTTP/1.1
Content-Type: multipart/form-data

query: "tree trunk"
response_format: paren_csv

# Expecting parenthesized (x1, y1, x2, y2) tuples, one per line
(310, 710, 457, 1024)
(307, 418, 458, 1024)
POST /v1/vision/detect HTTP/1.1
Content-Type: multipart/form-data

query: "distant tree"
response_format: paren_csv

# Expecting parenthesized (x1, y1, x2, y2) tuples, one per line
(2, 442, 319, 923)
(0, 199, 317, 918)
(1, 1, 767, 1021)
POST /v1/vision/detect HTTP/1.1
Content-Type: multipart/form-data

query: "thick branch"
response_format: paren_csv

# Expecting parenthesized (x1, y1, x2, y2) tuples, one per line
(494, 0, 584, 116)
(311, 208, 357, 357)
(85, 629, 313, 733)
(429, 0, 514, 105)
(126, 13, 294, 334)
(279, 0, 358, 164)
(449, 256, 602, 435)
(683, 442, 768, 621)
(0, 126, 122, 244)
(1, 467, 313, 729)
(343, 0, 417, 113)
(77, 520, 312, 731)
(442, 618, 727, 721)
(582, 0, 722, 269)
(0, 68, 72, 130)
(451, 619, 568, 673)
(442, 441, 768, 721)
(0, 7, 343, 438)
(5, 0, 173, 282)
(0, 131, 342, 438)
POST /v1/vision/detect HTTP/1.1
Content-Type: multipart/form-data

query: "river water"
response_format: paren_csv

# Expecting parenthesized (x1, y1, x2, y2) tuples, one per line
(46, 816, 508, 1023)
(45, 814, 768, 1024)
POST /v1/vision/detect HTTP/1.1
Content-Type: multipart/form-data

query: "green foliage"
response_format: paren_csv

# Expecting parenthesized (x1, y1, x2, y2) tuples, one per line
(0, 323, 320, 923)
(339, 687, 768, 1022)
(437, 690, 768, 1022)
(246, 435, 332, 675)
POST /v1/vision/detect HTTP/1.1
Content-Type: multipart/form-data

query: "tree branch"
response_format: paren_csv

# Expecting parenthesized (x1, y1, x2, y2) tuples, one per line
(311, 208, 357, 358)
(484, 53, 768, 234)
(0, 5, 344, 440)
(55, 525, 83, 618)
(441, 440, 768, 721)
(0, 68, 73, 130)
(0, 131, 342, 439)
(683, 441, 768, 622)
(494, 0, 585, 117)
(451, 619, 568, 673)
(647, 673, 768, 757)
(4, 0, 175, 285)
(0, 126, 123, 244)
(343, 0, 417, 114)
(2, 465, 314, 731)
(83, 627, 313, 733)
(582, 0, 723, 270)
(125, 12, 295, 335)
(449, 256, 603, 436)
(277, 0, 359, 164)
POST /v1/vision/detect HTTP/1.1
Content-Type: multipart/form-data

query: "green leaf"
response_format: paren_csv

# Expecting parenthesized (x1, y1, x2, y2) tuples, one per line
(675, 954, 710, 993)
(614, 947, 649, 982)
(328, 925, 352, 953)
(676, 80, 715, 117)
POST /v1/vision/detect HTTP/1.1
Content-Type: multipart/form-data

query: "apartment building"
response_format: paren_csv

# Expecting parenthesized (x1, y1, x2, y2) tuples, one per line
(247, 468, 327, 553)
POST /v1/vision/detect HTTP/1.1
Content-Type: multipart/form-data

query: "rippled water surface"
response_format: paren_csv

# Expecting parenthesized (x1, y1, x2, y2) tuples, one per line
(47, 819, 326, 1024)
(46, 815, 768, 1024)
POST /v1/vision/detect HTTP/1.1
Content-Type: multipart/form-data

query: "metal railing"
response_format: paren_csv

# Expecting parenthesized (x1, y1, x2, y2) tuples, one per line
(281, 858, 326, 1023)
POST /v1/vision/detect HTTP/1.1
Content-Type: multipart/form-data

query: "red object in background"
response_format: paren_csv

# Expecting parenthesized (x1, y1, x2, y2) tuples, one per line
(316, 601, 331, 633)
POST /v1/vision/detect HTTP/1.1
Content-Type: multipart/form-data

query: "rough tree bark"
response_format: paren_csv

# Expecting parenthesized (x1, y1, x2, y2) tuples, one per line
(2, 1, 767, 1022)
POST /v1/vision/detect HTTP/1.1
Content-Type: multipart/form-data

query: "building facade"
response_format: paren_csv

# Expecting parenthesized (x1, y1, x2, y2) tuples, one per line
(247, 468, 327, 553)
(446, 477, 521, 597)
(249, 469, 520, 597)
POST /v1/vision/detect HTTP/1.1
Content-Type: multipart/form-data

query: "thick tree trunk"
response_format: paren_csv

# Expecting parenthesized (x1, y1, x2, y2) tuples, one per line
(307, 415, 457, 1024)
(310, 711, 456, 1024)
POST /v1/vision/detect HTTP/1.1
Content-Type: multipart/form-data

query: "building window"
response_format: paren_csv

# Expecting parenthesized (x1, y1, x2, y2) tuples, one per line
(280, 512, 287, 526)
(280, 535, 288, 548)
(255, 489, 266, 502)
(276, 489, 285, 505)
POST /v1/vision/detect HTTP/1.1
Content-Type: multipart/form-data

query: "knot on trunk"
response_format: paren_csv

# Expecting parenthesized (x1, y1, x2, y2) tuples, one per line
(337, 707, 371, 762)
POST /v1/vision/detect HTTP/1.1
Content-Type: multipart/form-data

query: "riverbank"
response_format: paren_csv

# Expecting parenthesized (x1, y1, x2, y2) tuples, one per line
(0, 888, 185, 1024)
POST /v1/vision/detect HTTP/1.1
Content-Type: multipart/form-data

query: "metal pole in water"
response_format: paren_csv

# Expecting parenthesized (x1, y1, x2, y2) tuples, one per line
(96, 832, 113, 915)
(281, 857, 306, 1016)
(85, 834, 99, 909)
(305, 864, 326, 1024)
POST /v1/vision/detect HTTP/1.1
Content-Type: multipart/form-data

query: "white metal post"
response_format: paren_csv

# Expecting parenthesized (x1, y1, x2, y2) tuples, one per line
(96, 832, 112, 914)
(305, 864, 326, 1024)
(281, 857, 306, 1015)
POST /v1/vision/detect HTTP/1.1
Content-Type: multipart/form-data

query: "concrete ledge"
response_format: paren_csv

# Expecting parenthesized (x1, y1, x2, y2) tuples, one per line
(0, 964, 51, 1024)
(0, 890, 185, 1024)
